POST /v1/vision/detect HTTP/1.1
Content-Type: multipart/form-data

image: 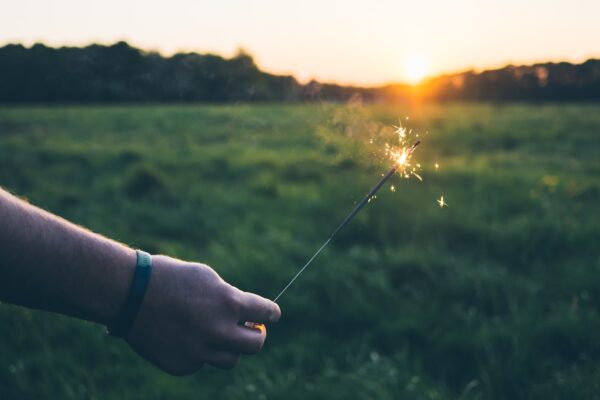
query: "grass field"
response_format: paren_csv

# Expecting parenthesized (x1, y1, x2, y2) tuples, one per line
(0, 103, 599, 399)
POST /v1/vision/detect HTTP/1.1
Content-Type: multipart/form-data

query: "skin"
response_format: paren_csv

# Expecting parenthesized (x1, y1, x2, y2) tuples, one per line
(0, 187, 281, 375)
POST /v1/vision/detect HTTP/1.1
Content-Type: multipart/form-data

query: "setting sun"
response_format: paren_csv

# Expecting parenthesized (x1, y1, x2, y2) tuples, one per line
(404, 56, 428, 85)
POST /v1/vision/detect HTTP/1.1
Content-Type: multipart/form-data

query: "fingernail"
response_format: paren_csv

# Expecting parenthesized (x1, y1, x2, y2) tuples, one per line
(271, 303, 281, 322)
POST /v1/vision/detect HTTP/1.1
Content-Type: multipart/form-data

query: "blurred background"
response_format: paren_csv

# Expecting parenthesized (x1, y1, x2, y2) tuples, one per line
(1, 1, 599, 399)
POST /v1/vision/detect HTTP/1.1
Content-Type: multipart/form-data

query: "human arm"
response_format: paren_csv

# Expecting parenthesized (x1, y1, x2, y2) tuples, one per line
(0, 187, 280, 374)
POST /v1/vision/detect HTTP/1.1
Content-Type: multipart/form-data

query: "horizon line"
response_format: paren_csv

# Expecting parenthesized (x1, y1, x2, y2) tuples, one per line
(2, 39, 599, 88)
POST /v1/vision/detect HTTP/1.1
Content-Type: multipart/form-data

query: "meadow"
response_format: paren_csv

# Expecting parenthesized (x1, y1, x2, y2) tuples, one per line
(0, 102, 599, 399)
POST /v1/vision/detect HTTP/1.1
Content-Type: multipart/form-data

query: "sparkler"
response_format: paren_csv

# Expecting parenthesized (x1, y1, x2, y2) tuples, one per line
(273, 140, 421, 302)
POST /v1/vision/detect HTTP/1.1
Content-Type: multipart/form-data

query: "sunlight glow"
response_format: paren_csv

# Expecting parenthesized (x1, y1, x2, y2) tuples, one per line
(2, 1, 600, 85)
(404, 55, 428, 84)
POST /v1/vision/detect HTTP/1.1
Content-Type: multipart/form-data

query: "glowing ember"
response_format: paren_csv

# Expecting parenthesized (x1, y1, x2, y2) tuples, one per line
(395, 148, 410, 166)
(437, 196, 448, 208)
(384, 123, 422, 181)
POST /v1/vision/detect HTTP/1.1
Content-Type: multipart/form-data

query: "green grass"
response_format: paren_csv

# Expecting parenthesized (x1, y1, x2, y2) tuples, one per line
(1, 103, 599, 399)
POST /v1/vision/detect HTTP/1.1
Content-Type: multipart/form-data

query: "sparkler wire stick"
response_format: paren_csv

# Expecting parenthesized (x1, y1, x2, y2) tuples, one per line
(273, 141, 420, 302)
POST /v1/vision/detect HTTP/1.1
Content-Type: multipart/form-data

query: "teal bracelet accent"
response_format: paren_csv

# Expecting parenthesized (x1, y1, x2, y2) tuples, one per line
(108, 250, 153, 338)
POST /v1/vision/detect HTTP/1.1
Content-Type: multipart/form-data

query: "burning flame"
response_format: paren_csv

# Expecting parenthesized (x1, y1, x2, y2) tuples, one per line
(383, 123, 421, 180)
(373, 120, 444, 209)
(386, 125, 409, 165)
(394, 148, 410, 166)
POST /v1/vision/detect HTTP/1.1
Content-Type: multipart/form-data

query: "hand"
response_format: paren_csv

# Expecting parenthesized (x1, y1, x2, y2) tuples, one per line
(123, 255, 281, 375)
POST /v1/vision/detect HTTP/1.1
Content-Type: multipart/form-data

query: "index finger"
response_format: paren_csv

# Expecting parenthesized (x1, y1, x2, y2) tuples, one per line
(239, 292, 281, 324)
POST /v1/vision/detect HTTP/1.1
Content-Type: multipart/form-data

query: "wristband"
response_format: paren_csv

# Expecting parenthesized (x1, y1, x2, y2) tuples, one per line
(108, 250, 153, 338)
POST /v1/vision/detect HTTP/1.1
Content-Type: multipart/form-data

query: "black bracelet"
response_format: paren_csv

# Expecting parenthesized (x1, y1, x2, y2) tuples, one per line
(108, 250, 153, 338)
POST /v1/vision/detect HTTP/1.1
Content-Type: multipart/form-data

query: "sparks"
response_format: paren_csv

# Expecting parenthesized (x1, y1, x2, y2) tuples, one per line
(395, 148, 410, 166)
(393, 124, 407, 139)
(383, 122, 423, 182)
(437, 196, 447, 208)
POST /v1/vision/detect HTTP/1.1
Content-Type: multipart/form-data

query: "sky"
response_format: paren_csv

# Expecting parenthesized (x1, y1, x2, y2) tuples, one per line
(2, 0, 600, 86)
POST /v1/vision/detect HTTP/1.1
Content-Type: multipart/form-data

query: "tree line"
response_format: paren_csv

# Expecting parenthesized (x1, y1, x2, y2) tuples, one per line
(384, 60, 600, 102)
(0, 42, 598, 103)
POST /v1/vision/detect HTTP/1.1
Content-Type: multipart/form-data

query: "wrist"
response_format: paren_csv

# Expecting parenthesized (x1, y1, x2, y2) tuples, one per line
(98, 247, 137, 326)
(107, 250, 154, 337)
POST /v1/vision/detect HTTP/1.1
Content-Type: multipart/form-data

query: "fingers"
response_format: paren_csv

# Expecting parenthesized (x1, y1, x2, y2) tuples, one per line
(218, 322, 267, 354)
(206, 289, 280, 356)
(239, 291, 281, 324)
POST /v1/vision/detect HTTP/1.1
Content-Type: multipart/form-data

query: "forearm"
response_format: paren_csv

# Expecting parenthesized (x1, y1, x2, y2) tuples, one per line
(0, 187, 281, 374)
(0, 188, 135, 326)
